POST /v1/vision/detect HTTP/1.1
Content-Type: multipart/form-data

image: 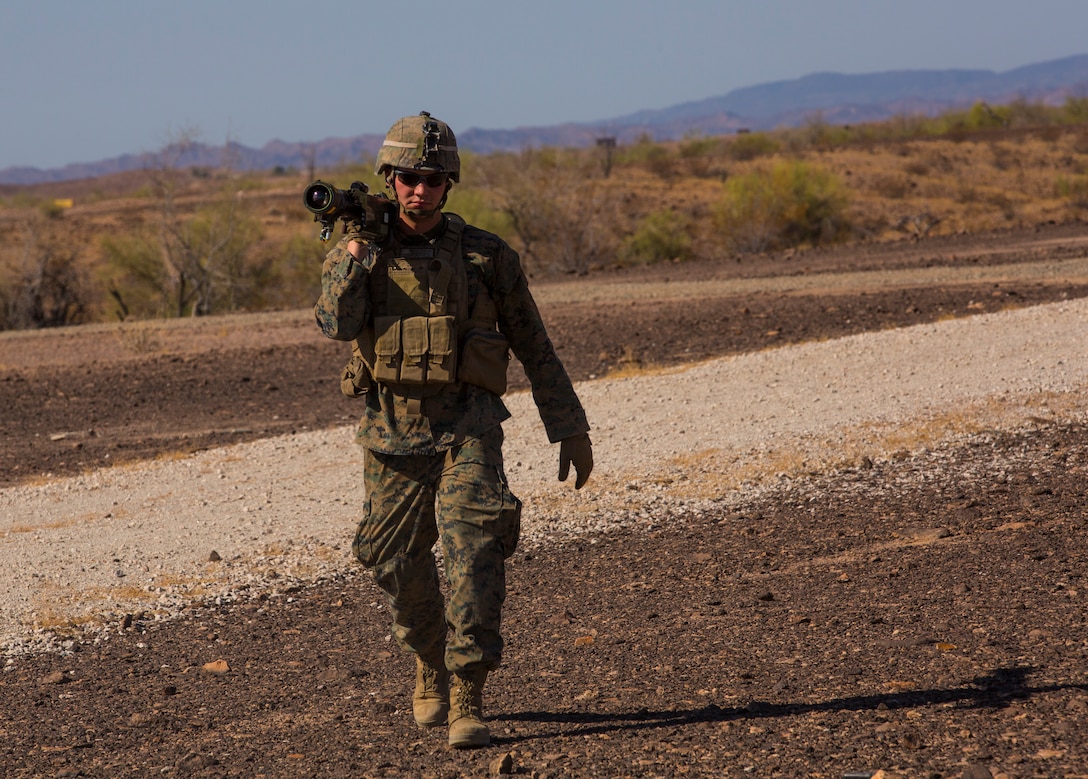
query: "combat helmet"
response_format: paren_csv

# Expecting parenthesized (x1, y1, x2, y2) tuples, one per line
(375, 111, 460, 182)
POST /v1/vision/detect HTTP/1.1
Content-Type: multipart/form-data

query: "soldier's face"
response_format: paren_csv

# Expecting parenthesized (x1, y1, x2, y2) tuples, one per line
(392, 169, 448, 218)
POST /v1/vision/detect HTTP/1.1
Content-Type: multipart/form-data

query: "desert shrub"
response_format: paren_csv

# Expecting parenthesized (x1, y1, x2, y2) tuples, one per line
(1063, 97, 1088, 124)
(990, 142, 1019, 171)
(620, 135, 675, 178)
(471, 149, 621, 274)
(871, 174, 913, 199)
(100, 233, 172, 319)
(617, 209, 693, 266)
(1, 221, 90, 329)
(966, 102, 1010, 129)
(727, 131, 780, 161)
(102, 203, 264, 319)
(714, 160, 852, 253)
(1055, 175, 1088, 209)
(678, 135, 726, 177)
(900, 160, 928, 178)
(1004, 99, 1057, 128)
(1070, 131, 1088, 156)
(444, 187, 513, 238)
(254, 234, 328, 310)
(803, 118, 857, 148)
(956, 185, 980, 204)
(679, 136, 722, 159)
(986, 192, 1017, 221)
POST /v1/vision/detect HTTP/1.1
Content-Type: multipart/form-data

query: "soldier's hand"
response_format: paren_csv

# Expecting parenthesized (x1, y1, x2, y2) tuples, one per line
(558, 433, 593, 489)
(345, 219, 369, 249)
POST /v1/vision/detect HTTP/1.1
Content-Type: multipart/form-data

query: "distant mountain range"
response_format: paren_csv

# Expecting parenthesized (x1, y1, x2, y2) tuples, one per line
(4, 54, 1088, 186)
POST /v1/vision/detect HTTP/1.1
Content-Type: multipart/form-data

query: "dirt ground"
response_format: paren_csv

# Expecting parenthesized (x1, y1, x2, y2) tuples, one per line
(2, 224, 1088, 778)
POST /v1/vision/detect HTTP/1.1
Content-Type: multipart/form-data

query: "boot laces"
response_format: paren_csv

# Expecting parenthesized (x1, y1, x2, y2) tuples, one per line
(453, 675, 483, 716)
(418, 658, 445, 695)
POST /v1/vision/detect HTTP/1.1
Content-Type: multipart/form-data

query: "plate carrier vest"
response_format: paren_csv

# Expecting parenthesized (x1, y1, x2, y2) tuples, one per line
(341, 214, 510, 416)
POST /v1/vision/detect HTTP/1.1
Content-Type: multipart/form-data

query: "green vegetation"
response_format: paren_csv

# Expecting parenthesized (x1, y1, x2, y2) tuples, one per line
(728, 131, 781, 161)
(3, 97, 1088, 330)
(714, 160, 851, 253)
(1054, 174, 1088, 208)
(101, 182, 263, 320)
(618, 209, 693, 265)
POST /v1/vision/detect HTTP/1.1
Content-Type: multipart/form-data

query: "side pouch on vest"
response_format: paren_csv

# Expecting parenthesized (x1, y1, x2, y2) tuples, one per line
(340, 353, 370, 398)
(372, 315, 402, 384)
(458, 329, 510, 396)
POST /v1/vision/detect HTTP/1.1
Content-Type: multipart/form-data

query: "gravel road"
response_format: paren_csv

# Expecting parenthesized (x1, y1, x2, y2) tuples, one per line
(2, 297, 1086, 658)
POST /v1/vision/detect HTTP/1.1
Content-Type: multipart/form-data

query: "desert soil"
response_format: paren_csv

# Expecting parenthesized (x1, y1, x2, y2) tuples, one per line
(1, 224, 1088, 778)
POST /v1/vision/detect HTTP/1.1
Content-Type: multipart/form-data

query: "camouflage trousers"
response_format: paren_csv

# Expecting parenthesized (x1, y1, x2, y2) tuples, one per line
(352, 426, 522, 673)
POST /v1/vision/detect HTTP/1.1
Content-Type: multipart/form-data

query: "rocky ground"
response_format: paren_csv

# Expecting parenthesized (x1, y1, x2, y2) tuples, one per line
(1, 224, 1088, 778)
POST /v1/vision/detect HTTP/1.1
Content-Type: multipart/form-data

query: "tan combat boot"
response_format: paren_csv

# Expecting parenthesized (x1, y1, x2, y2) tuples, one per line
(412, 654, 449, 728)
(447, 668, 490, 748)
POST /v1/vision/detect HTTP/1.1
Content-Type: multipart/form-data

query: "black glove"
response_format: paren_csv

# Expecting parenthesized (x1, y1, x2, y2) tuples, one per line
(558, 433, 593, 489)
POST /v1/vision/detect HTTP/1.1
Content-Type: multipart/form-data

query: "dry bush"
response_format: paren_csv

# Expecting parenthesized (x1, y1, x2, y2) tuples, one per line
(470, 149, 625, 275)
(1072, 130, 1088, 156)
(5, 100, 1088, 329)
(1, 218, 91, 329)
(114, 319, 164, 354)
(870, 174, 914, 199)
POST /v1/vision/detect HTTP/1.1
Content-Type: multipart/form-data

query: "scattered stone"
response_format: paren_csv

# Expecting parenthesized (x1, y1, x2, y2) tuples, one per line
(317, 667, 351, 684)
(202, 659, 230, 674)
(178, 752, 219, 772)
(208, 550, 222, 562)
(489, 752, 515, 775)
(908, 527, 951, 544)
(899, 727, 922, 750)
(996, 521, 1032, 532)
(38, 670, 70, 685)
(961, 766, 993, 779)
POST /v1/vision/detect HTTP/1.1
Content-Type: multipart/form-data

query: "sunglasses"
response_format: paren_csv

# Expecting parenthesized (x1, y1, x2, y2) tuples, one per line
(394, 170, 449, 188)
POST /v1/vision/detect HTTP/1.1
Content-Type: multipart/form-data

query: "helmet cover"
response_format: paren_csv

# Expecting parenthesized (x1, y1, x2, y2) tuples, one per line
(375, 111, 460, 182)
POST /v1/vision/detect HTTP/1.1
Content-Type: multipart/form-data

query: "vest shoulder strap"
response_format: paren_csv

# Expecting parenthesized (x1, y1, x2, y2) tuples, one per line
(428, 215, 465, 315)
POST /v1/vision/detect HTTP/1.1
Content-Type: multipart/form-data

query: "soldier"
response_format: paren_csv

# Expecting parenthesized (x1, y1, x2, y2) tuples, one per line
(314, 111, 593, 748)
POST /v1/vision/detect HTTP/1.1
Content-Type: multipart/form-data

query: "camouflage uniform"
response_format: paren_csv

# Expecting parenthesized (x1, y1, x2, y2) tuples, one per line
(315, 221, 589, 672)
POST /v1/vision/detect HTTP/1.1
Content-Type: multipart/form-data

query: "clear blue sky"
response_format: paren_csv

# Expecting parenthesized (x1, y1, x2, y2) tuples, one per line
(3, 0, 1087, 171)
